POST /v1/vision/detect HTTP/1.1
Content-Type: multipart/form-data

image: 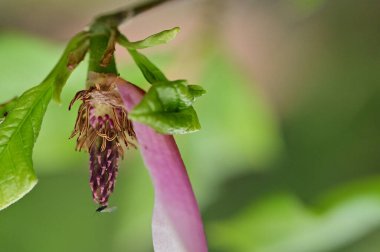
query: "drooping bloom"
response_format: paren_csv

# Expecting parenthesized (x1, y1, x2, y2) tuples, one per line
(116, 78, 208, 252)
(70, 73, 208, 251)
(69, 73, 136, 210)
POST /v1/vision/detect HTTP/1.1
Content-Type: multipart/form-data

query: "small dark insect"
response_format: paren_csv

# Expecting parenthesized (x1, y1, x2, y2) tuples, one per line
(69, 73, 136, 210)
(96, 205, 117, 213)
(96, 205, 108, 212)
(0, 96, 17, 119)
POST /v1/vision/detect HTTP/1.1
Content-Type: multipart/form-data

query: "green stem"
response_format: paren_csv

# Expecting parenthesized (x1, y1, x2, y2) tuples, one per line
(87, 0, 174, 82)
(88, 25, 117, 75)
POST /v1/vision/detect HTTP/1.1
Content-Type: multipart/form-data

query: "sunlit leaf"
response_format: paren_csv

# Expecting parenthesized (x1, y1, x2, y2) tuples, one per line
(119, 27, 180, 49)
(0, 81, 52, 210)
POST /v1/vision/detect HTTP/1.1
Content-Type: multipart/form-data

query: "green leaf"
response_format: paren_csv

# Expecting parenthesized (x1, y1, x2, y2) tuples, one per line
(188, 85, 206, 98)
(0, 32, 87, 211)
(130, 106, 200, 135)
(129, 80, 202, 134)
(128, 49, 167, 84)
(119, 27, 180, 49)
(117, 33, 167, 84)
(0, 97, 18, 118)
(0, 81, 52, 211)
(118, 33, 204, 134)
(50, 31, 89, 102)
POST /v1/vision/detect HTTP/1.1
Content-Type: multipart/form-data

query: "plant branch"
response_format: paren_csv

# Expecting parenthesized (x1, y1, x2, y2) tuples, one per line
(93, 0, 174, 28)
(87, 0, 175, 78)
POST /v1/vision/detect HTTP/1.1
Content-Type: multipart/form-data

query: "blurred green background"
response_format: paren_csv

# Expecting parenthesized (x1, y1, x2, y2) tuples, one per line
(1, 0, 380, 251)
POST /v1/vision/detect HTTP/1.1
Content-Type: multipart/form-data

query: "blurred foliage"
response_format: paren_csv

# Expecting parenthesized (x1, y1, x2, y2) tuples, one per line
(177, 49, 283, 205)
(288, 0, 327, 16)
(1, 0, 380, 250)
(0, 30, 281, 251)
(209, 178, 380, 252)
(0, 31, 88, 210)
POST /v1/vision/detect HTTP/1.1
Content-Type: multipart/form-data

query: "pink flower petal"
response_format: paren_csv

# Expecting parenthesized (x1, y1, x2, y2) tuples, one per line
(116, 79, 208, 252)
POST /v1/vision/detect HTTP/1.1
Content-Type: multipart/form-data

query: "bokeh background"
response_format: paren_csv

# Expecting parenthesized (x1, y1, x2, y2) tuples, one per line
(1, 0, 380, 251)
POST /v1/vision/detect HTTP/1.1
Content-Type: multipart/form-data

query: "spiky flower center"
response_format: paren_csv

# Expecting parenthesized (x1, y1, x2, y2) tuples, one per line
(69, 74, 136, 209)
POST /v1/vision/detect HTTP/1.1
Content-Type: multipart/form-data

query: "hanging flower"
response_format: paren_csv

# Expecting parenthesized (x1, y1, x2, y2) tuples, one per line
(69, 72, 136, 210)
(69, 73, 207, 250)
(116, 77, 208, 252)
(0, 2, 208, 251)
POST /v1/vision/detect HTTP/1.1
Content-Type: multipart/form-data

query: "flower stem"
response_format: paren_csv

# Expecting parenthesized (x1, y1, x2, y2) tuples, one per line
(87, 24, 118, 76)
(87, 0, 174, 84)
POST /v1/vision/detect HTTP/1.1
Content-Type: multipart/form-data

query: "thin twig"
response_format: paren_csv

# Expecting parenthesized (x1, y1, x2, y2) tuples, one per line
(93, 0, 175, 28)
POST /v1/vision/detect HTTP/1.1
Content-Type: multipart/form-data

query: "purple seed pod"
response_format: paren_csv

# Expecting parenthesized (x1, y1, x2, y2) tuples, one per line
(89, 140, 119, 207)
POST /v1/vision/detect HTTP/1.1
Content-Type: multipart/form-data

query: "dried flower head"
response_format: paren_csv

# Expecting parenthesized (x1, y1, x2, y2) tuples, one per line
(69, 73, 136, 210)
